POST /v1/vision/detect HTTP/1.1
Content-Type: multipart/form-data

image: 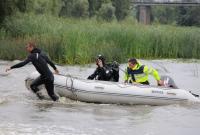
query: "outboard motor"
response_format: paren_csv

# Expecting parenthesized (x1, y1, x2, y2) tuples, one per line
(160, 75, 178, 89)
(161, 75, 199, 97)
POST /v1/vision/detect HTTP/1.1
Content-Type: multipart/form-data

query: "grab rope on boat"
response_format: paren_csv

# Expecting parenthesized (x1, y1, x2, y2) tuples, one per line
(65, 74, 78, 100)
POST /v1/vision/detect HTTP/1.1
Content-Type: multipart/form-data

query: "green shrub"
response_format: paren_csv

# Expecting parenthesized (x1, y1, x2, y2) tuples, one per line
(0, 14, 200, 65)
(98, 3, 116, 22)
(59, 0, 89, 18)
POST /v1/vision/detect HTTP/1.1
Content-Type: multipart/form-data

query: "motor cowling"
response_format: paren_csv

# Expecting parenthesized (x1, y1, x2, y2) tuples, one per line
(160, 75, 178, 89)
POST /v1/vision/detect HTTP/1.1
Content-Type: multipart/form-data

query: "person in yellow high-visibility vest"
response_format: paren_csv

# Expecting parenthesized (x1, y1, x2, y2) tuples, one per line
(124, 58, 163, 86)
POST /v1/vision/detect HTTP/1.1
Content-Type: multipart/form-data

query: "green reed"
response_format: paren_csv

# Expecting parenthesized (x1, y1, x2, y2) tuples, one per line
(0, 14, 200, 64)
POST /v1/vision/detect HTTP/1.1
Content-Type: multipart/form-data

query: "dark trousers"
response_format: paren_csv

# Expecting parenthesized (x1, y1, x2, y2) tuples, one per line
(30, 76, 58, 101)
(141, 81, 150, 85)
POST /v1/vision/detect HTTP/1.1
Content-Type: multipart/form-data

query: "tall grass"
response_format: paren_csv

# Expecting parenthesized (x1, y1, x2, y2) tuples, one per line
(0, 13, 200, 64)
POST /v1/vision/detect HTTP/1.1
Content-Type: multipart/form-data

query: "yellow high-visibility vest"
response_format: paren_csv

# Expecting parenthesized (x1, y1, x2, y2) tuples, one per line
(124, 63, 160, 83)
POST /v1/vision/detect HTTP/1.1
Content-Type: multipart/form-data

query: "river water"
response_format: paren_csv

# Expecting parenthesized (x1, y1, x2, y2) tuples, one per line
(0, 59, 200, 135)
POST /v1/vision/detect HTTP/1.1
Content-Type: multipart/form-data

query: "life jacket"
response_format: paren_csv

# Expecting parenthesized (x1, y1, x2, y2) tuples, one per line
(127, 64, 148, 83)
(124, 63, 160, 84)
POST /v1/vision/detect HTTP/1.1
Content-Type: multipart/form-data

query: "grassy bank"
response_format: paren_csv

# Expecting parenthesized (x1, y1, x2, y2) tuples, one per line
(0, 14, 200, 64)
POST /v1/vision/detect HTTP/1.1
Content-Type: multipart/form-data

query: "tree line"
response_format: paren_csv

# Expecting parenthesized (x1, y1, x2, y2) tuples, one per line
(0, 0, 130, 23)
(0, 0, 200, 26)
(152, 6, 200, 26)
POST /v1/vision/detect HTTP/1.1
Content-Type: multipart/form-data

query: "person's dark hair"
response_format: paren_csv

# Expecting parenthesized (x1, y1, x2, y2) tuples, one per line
(96, 54, 105, 66)
(27, 41, 36, 48)
(128, 58, 138, 64)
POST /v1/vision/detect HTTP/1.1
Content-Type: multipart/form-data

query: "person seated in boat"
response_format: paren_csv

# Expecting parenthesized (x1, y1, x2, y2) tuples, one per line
(87, 55, 119, 82)
(124, 58, 163, 86)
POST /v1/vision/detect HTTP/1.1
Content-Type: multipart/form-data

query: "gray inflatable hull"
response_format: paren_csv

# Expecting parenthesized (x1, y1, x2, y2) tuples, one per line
(25, 72, 200, 105)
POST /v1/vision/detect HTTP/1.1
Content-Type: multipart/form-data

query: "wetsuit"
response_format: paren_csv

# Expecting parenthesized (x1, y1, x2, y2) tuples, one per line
(87, 64, 119, 82)
(11, 48, 58, 101)
(88, 66, 108, 81)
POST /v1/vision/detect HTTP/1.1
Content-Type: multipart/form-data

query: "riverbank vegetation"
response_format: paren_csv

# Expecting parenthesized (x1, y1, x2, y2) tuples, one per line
(0, 0, 200, 64)
(0, 13, 200, 64)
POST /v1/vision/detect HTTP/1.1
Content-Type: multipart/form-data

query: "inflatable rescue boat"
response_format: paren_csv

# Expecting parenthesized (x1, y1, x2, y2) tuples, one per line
(25, 72, 200, 105)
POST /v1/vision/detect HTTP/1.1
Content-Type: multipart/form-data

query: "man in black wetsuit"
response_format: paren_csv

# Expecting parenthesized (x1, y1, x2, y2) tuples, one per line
(6, 42, 59, 101)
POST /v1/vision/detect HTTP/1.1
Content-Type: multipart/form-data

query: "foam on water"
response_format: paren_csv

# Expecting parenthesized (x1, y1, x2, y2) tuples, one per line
(0, 98, 7, 105)
(0, 68, 10, 77)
